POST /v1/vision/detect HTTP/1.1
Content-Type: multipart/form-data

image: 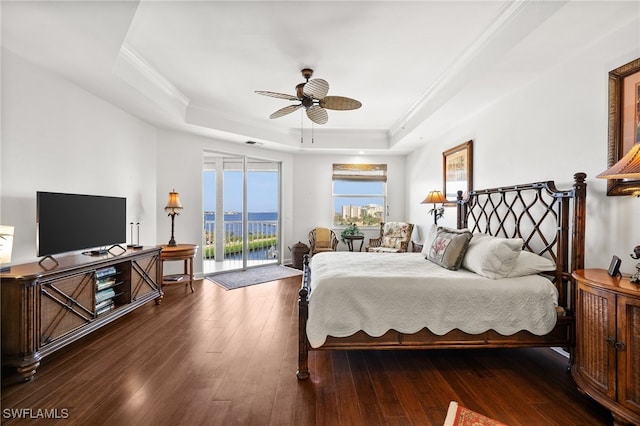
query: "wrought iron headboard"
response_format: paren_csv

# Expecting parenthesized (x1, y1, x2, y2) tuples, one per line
(456, 172, 587, 311)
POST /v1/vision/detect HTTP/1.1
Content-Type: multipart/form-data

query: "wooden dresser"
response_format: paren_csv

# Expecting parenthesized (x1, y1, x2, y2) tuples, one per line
(572, 269, 640, 425)
(1, 247, 162, 381)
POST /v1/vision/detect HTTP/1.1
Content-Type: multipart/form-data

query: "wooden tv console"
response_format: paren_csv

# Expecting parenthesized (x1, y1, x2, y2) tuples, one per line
(1, 247, 162, 380)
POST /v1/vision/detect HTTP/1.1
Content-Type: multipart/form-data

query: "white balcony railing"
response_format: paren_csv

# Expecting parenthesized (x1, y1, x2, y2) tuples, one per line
(203, 218, 279, 262)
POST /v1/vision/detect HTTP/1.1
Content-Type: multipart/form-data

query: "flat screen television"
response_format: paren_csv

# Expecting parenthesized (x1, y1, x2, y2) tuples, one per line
(37, 191, 127, 257)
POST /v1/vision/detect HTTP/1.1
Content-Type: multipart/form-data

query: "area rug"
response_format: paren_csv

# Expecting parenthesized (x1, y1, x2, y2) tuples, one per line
(207, 264, 302, 290)
(443, 401, 508, 426)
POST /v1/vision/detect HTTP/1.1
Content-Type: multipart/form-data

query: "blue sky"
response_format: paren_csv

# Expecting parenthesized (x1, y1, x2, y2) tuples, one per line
(204, 171, 278, 212)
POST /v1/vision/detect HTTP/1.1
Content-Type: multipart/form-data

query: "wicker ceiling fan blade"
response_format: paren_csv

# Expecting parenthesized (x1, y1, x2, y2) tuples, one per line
(319, 96, 362, 110)
(269, 104, 302, 119)
(255, 91, 299, 101)
(306, 106, 328, 125)
(303, 79, 329, 100)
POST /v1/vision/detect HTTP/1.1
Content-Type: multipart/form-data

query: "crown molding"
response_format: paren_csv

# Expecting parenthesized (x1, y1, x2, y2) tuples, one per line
(388, 0, 567, 146)
(115, 42, 190, 112)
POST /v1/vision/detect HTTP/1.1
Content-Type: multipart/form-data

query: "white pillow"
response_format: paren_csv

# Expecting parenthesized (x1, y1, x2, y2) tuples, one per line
(462, 234, 523, 279)
(420, 224, 438, 255)
(506, 250, 557, 277)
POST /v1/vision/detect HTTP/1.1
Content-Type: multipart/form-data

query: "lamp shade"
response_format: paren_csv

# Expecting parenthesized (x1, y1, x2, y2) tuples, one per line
(597, 142, 640, 179)
(165, 190, 183, 212)
(421, 190, 447, 204)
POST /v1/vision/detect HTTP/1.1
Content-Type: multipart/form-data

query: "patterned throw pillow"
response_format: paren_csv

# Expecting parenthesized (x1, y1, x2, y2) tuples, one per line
(426, 227, 473, 270)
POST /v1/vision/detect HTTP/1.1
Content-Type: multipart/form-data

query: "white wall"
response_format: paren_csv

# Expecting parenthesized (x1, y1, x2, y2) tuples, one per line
(407, 17, 640, 275)
(1, 50, 158, 265)
(292, 153, 407, 250)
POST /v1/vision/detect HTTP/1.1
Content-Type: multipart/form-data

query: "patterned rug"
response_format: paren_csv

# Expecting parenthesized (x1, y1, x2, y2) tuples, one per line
(207, 264, 302, 290)
(443, 401, 508, 426)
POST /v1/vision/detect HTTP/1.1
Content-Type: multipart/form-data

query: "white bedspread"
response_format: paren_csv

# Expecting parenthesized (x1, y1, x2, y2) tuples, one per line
(307, 252, 559, 348)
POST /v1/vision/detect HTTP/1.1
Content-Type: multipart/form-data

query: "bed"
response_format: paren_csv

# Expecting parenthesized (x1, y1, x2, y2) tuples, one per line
(297, 173, 587, 379)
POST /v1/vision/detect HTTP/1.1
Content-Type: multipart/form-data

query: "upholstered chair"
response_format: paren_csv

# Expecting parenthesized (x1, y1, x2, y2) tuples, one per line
(309, 227, 339, 255)
(367, 222, 415, 253)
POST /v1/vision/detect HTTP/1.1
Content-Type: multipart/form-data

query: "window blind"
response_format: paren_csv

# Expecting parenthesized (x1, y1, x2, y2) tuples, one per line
(332, 164, 387, 182)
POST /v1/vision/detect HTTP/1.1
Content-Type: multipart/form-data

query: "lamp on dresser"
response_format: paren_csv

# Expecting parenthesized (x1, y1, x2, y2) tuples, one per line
(421, 190, 447, 225)
(597, 141, 640, 283)
(164, 189, 183, 247)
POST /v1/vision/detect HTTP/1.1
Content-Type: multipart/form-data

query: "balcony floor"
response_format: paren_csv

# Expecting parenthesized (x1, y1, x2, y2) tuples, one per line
(203, 257, 277, 274)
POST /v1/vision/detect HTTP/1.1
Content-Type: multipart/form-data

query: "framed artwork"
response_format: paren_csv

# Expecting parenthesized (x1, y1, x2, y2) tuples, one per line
(442, 140, 473, 204)
(605, 57, 640, 196)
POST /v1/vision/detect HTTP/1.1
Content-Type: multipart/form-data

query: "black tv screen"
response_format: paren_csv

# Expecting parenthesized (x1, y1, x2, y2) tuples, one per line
(37, 191, 126, 257)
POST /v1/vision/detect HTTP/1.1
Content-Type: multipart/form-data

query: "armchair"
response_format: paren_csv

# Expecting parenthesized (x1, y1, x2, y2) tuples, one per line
(309, 227, 339, 256)
(367, 222, 414, 253)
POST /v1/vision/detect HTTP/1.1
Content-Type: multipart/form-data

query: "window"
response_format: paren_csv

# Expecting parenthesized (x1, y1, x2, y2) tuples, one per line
(332, 164, 386, 227)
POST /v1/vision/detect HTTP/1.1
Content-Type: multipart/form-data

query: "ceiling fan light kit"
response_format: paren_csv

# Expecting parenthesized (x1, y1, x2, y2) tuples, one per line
(255, 68, 362, 125)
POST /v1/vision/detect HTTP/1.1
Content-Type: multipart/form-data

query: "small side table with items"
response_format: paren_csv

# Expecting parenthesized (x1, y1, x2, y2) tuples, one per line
(343, 235, 365, 252)
(159, 243, 198, 293)
(571, 269, 640, 426)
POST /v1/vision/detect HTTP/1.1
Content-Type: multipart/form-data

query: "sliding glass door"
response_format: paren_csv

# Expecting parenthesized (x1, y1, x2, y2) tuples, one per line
(203, 154, 281, 273)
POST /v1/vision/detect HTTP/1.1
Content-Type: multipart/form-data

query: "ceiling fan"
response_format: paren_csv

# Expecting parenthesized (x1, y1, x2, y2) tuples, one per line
(255, 68, 362, 125)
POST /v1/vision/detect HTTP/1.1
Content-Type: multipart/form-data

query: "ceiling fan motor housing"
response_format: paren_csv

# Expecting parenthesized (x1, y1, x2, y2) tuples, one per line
(301, 96, 314, 109)
(295, 82, 315, 109)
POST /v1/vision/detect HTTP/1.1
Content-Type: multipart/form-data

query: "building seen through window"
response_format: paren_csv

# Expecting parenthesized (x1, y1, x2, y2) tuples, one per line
(332, 164, 387, 227)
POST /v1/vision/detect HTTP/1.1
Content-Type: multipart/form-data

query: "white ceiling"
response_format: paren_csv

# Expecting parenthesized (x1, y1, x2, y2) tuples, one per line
(3, 1, 638, 154)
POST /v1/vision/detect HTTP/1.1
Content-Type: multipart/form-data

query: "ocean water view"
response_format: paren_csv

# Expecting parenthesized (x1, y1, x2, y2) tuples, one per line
(203, 211, 278, 235)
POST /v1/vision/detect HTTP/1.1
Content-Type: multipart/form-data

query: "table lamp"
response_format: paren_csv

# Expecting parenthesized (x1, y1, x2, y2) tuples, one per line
(597, 141, 640, 283)
(165, 189, 183, 247)
(421, 190, 447, 225)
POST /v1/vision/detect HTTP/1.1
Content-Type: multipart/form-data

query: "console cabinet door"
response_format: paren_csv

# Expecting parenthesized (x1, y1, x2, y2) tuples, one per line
(575, 284, 617, 400)
(617, 295, 640, 414)
(131, 253, 160, 301)
(40, 271, 95, 346)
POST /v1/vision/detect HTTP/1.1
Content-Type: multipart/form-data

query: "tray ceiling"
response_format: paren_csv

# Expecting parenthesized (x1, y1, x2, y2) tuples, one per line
(3, 1, 638, 154)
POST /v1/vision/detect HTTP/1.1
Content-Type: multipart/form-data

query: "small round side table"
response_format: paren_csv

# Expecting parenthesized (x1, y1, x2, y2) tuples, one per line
(343, 235, 365, 252)
(159, 244, 198, 293)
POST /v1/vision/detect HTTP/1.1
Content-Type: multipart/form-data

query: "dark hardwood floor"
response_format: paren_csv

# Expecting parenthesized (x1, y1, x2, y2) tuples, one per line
(2, 276, 612, 425)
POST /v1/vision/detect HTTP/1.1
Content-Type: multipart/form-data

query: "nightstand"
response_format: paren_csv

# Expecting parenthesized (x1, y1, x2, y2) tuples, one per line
(572, 269, 640, 425)
(159, 244, 198, 293)
(412, 242, 423, 253)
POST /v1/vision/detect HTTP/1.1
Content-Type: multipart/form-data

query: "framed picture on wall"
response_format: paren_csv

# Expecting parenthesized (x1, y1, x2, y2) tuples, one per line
(605, 57, 640, 196)
(442, 140, 473, 204)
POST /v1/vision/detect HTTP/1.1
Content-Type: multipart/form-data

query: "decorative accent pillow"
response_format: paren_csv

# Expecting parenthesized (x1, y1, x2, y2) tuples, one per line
(506, 251, 557, 277)
(421, 224, 439, 255)
(426, 227, 472, 270)
(461, 234, 523, 279)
